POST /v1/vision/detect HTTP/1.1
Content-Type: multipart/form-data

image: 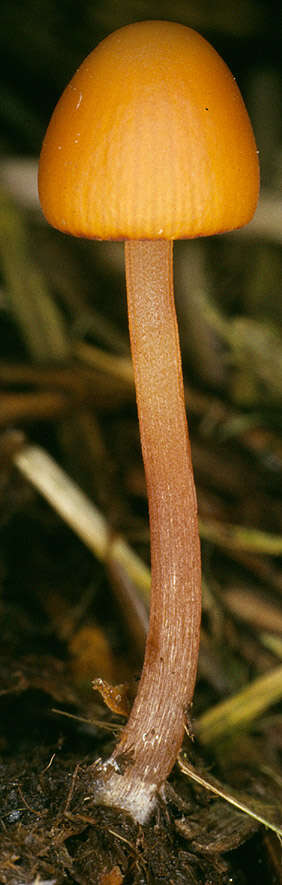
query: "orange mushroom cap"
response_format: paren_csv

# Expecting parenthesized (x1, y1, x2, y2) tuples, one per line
(38, 20, 259, 241)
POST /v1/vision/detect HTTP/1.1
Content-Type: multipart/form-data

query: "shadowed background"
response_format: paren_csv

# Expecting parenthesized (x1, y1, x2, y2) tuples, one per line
(0, 1, 282, 883)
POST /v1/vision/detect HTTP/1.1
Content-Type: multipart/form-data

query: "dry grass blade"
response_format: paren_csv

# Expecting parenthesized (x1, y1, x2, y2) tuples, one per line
(178, 754, 282, 839)
(196, 664, 282, 744)
(0, 188, 69, 361)
(199, 519, 282, 556)
(13, 442, 151, 599)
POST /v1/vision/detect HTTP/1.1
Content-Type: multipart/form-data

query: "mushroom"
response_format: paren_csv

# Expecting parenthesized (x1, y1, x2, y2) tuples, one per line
(38, 20, 259, 824)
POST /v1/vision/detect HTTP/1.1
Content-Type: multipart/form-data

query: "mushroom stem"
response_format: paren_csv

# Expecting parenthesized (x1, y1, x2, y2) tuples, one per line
(93, 240, 201, 823)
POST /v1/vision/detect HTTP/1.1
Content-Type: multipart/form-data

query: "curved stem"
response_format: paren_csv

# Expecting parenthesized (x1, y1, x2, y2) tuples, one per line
(93, 240, 201, 823)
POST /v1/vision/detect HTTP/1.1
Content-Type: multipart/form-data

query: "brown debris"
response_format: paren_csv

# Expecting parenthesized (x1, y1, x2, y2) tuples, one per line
(92, 677, 133, 716)
(99, 866, 124, 885)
